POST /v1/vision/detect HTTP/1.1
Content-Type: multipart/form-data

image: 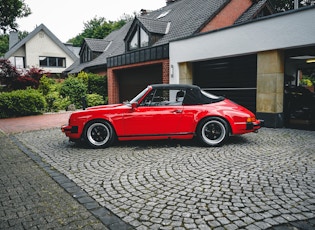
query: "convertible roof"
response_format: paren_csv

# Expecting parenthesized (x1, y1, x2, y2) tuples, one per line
(150, 84, 200, 90)
(149, 84, 223, 105)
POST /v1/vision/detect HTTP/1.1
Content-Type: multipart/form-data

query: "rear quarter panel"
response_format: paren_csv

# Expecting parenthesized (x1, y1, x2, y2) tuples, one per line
(181, 101, 253, 135)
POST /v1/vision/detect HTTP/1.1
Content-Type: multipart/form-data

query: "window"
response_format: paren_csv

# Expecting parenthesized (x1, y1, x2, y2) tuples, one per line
(14, 57, 25, 69)
(129, 30, 139, 50)
(39, 57, 66, 67)
(140, 89, 186, 106)
(128, 27, 149, 50)
(140, 28, 149, 47)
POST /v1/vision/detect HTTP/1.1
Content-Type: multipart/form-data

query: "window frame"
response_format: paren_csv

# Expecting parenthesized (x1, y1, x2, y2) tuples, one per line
(14, 56, 25, 69)
(128, 26, 150, 51)
(39, 56, 66, 68)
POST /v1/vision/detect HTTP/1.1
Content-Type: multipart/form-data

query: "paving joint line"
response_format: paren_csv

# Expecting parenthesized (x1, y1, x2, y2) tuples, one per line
(9, 135, 135, 230)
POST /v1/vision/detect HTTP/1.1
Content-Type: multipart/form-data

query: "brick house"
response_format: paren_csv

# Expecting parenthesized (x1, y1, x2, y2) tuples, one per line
(66, 0, 273, 104)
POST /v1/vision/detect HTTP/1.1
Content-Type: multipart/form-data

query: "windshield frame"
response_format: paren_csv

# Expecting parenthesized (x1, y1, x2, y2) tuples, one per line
(129, 86, 151, 104)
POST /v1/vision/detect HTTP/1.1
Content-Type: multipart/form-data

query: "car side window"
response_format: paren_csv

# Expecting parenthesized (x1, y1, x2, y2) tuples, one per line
(139, 89, 186, 106)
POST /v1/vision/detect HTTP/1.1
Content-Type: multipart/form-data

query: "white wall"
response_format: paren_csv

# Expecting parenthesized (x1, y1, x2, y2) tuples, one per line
(25, 30, 74, 73)
(169, 7, 315, 83)
(9, 30, 75, 74)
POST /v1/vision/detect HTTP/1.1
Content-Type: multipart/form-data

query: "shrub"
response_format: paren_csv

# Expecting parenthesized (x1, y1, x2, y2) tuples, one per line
(86, 93, 106, 107)
(77, 71, 89, 85)
(88, 74, 107, 97)
(59, 76, 87, 108)
(52, 96, 72, 111)
(12, 67, 49, 90)
(0, 88, 46, 118)
(38, 75, 55, 96)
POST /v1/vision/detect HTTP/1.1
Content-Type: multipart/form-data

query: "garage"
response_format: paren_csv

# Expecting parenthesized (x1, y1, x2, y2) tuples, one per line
(117, 64, 162, 102)
(193, 55, 257, 113)
(284, 46, 315, 130)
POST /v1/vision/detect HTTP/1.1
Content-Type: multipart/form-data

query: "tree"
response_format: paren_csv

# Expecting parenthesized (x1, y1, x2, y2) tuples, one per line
(0, 34, 9, 57)
(67, 16, 129, 46)
(0, 59, 49, 90)
(0, 59, 20, 89)
(0, 0, 31, 34)
(13, 67, 50, 90)
(0, 31, 28, 57)
(269, 0, 314, 12)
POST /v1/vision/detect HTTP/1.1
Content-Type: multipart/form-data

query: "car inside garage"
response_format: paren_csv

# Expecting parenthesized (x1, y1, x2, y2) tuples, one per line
(284, 46, 315, 130)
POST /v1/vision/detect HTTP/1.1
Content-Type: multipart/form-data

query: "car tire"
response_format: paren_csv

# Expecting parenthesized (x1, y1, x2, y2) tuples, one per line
(84, 120, 115, 148)
(197, 117, 229, 147)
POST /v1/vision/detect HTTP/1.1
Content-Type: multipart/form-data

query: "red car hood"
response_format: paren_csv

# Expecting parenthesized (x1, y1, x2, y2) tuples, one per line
(86, 104, 124, 110)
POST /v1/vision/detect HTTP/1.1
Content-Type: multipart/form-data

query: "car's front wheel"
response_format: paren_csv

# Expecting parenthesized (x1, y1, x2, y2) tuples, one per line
(83, 120, 115, 148)
(197, 117, 229, 147)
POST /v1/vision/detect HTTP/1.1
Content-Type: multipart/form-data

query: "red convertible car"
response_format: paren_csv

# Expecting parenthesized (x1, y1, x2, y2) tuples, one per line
(62, 84, 263, 148)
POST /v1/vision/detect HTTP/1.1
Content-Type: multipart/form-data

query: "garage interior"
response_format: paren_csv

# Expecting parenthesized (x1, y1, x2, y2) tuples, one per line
(284, 46, 315, 130)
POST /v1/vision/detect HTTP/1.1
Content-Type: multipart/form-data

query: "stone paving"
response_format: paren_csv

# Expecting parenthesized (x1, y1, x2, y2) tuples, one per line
(12, 127, 315, 230)
(0, 132, 107, 229)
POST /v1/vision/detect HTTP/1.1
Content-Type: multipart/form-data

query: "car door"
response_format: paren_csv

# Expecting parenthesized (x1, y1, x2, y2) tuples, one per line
(122, 88, 184, 137)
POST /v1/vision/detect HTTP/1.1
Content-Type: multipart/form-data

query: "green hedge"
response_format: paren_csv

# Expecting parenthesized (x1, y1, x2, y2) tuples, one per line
(87, 93, 106, 107)
(59, 76, 87, 107)
(88, 74, 107, 97)
(0, 88, 47, 118)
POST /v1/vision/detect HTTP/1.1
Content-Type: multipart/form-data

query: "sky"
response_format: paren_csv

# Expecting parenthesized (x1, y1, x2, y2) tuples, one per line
(16, 0, 166, 43)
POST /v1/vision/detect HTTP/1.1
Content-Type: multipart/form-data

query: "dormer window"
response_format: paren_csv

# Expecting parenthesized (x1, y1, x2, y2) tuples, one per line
(128, 27, 149, 50)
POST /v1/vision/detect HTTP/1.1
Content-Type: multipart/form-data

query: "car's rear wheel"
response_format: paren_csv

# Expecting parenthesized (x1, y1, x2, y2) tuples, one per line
(197, 117, 229, 147)
(84, 120, 115, 148)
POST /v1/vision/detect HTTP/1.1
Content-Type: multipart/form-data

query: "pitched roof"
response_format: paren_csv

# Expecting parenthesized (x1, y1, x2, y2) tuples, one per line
(137, 17, 170, 35)
(235, 0, 272, 24)
(84, 38, 111, 52)
(67, 21, 132, 73)
(67, 0, 273, 73)
(138, 0, 230, 46)
(4, 24, 78, 61)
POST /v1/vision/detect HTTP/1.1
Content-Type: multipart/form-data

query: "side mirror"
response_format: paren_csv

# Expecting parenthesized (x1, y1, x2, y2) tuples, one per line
(131, 102, 138, 109)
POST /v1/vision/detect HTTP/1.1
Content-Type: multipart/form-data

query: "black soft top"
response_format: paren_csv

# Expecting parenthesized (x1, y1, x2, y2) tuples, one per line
(150, 84, 224, 105)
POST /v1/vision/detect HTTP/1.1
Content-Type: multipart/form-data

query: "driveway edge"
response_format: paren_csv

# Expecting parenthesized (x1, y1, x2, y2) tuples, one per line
(10, 135, 135, 230)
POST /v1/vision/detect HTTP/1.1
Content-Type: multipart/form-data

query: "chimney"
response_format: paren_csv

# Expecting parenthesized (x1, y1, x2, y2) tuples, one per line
(166, 0, 176, 5)
(9, 31, 19, 49)
(140, 9, 148, 16)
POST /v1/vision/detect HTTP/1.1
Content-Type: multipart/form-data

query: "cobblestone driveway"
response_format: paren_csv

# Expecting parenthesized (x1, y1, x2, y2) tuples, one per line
(15, 128, 315, 230)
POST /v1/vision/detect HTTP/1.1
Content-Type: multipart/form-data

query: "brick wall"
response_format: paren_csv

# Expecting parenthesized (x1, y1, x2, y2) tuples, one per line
(107, 59, 169, 104)
(200, 0, 252, 32)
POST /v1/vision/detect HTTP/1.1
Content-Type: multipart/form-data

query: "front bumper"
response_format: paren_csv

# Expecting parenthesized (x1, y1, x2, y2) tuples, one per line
(61, 125, 78, 133)
(246, 119, 264, 130)
(61, 125, 81, 139)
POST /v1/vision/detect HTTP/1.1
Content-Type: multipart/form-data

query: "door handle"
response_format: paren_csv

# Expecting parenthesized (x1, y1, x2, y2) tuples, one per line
(172, 109, 182, 113)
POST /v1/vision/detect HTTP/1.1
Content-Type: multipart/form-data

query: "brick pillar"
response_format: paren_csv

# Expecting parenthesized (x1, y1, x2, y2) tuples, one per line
(107, 68, 119, 104)
(256, 50, 284, 128)
(162, 60, 170, 84)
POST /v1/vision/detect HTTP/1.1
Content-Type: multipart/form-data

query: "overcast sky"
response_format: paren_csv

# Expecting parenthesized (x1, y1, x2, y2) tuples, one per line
(16, 0, 166, 43)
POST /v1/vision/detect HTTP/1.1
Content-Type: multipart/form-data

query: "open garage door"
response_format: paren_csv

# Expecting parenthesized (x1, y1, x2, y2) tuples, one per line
(117, 64, 162, 102)
(284, 47, 315, 130)
(193, 55, 257, 113)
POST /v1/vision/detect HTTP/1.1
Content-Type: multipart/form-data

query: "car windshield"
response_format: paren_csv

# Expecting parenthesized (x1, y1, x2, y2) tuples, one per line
(129, 87, 150, 104)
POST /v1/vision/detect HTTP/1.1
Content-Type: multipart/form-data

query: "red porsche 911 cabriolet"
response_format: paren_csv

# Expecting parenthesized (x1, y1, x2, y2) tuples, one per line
(62, 84, 263, 148)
